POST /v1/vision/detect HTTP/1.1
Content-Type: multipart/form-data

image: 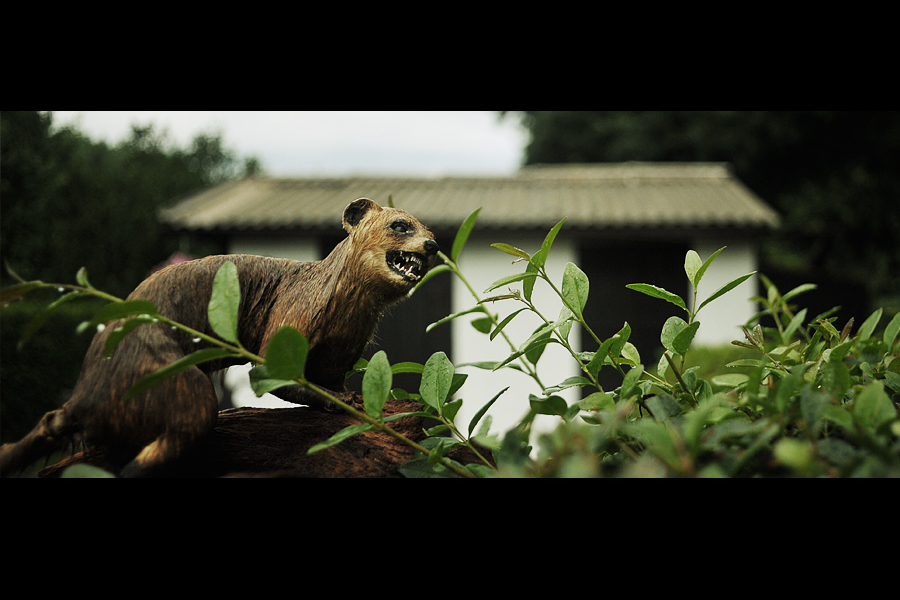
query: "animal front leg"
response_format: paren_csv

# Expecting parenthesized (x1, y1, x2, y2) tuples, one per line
(118, 432, 198, 477)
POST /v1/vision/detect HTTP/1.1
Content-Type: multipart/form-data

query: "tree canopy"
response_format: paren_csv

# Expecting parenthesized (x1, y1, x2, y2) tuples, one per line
(500, 111, 900, 307)
(0, 111, 261, 298)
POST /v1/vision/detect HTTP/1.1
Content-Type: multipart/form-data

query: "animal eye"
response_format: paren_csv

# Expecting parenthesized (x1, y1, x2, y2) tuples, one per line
(390, 221, 412, 233)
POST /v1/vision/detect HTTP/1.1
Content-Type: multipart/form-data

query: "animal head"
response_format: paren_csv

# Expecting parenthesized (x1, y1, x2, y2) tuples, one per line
(342, 198, 439, 293)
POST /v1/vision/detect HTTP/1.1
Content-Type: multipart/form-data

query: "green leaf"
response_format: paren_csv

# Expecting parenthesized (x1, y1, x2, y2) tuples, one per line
(398, 455, 465, 478)
(774, 363, 812, 414)
(264, 326, 308, 381)
(531, 218, 567, 270)
(586, 324, 630, 376)
(307, 422, 374, 454)
(104, 314, 158, 357)
(627, 420, 680, 472)
(826, 339, 855, 363)
(816, 318, 841, 340)
(696, 272, 756, 314)
(483, 271, 538, 294)
(673, 321, 700, 355)
(426, 305, 487, 332)
(470, 316, 493, 334)
(621, 342, 641, 365)
(77, 299, 159, 335)
(711, 373, 749, 388)
(561, 262, 589, 318)
(681, 395, 732, 451)
(420, 351, 454, 411)
(442, 398, 464, 424)
(626, 283, 687, 313)
(694, 247, 726, 287)
(60, 463, 117, 478)
(362, 350, 392, 418)
(543, 376, 593, 394)
(525, 325, 554, 365)
(608, 322, 632, 358)
(783, 308, 808, 343)
(426, 438, 450, 464)
(646, 394, 682, 421)
(248, 365, 299, 396)
(620, 365, 645, 399)
(528, 394, 568, 417)
(124, 348, 234, 401)
(853, 380, 896, 431)
(75, 267, 93, 288)
(883, 371, 900, 395)
(523, 260, 539, 303)
(408, 263, 451, 295)
(774, 438, 814, 473)
(557, 305, 575, 342)
(822, 404, 854, 430)
(491, 243, 531, 261)
(467, 386, 509, 437)
(684, 250, 703, 287)
(857, 308, 882, 341)
(661, 316, 690, 355)
(578, 391, 615, 412)
(884, 311, 900, 349)
(509, 321, 561, 368)
(657, 351, 672, 380)
(390, 361, 424, 375)
(491, 308, 527, 341)
(801, 387, 830, 432)
(208, 261, 241, 344)
(0, 281, 44, 305)
(447, 373, 469, 398)
(451, 207, 482, 263)
(781, 283, 817, 305)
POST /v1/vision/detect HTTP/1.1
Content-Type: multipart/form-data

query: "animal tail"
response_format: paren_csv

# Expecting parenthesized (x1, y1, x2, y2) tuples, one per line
(0, 407, 79, 477)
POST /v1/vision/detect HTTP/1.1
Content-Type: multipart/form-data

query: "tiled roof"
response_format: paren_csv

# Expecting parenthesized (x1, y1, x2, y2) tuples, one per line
(159, 163, 780, 235)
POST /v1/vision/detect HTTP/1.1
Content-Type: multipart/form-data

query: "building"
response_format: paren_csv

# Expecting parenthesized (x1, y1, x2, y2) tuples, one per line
(160, 162, 780, 438)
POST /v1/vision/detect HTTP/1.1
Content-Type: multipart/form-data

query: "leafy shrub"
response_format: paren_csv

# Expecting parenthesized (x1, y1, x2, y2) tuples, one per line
(397, 209, 900, 477)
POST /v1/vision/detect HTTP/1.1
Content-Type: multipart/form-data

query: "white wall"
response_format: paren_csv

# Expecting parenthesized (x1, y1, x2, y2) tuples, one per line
(224, 236, 320, 408)
(221, 234, 760, 430)
(689, 240, 759, 346)
(450, 235, 581, 446)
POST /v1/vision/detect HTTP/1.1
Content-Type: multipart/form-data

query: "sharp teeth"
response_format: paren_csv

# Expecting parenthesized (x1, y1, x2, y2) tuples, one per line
(389, 251, 427, 280)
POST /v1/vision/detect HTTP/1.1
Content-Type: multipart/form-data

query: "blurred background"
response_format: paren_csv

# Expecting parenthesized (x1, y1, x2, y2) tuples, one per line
(2, 111, 898, 443)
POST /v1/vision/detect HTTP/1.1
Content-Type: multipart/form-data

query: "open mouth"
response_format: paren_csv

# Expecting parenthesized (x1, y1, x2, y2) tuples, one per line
(387, 250, 428, 282)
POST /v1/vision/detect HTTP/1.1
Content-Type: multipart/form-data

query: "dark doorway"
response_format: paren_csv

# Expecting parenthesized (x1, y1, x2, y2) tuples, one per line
(579, 239, 689, 392)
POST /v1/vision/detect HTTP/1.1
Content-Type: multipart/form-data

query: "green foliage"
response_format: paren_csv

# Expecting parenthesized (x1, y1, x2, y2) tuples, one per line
(0, 111, 259, 298)
(5, 210, 899, 477)
(398, 210, 900, 477)
(500, 111, 900, 307)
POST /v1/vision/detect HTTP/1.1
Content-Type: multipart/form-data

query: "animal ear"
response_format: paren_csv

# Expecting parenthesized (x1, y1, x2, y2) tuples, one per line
(343, 198, 380, 232)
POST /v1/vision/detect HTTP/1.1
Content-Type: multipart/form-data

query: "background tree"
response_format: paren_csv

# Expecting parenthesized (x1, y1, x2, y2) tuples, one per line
(0, 111, 261, 297)
(500, 111, 900, 310)
(0, 111, 261, 443)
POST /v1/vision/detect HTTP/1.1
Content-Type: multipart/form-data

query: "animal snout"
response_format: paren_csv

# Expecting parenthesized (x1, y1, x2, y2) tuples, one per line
(423, 240, 439, 255)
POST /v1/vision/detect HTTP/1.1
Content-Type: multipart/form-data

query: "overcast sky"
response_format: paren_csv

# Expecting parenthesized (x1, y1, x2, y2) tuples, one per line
(49, 111, 529, 177)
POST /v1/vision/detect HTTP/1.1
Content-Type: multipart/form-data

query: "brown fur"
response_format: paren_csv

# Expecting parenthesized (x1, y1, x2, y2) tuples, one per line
(0, 198, 438, 477)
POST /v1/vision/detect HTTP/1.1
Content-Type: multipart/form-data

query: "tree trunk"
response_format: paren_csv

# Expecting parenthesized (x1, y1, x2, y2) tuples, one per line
(38, 399, 474, 478)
